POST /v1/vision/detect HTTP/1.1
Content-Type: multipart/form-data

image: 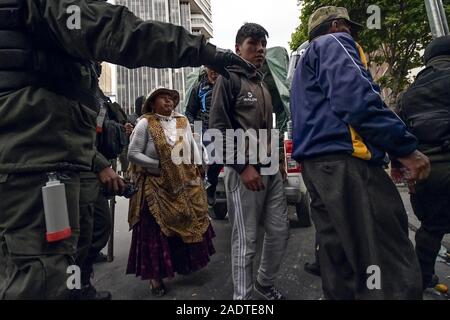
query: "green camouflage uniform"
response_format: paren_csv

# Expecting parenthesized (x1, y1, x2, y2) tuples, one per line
(0, 0, 217, 299)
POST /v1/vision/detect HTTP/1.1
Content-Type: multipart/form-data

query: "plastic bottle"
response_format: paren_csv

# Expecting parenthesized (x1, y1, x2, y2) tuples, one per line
(41, 172, 72, 242)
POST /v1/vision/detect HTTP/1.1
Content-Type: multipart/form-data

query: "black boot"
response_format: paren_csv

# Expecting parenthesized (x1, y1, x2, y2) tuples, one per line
(304, 262, 321, 277)
(77, 283, 112, 300)
(93, 252, 108, 264)
(426, 274, 440, 289)
(206, 184, 216, 206)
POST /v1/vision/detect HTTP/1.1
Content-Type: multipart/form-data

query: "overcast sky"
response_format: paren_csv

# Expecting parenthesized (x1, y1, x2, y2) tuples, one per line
(210, 0, 301, 52)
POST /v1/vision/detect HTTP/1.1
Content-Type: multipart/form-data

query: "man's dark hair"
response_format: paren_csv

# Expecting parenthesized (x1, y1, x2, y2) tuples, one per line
(135, 95, 145, 116)
(423, 35, 450, 64)
(235, 23, 269, 45)
(309, 19, 347, 42)
(309, 21, 332, 42)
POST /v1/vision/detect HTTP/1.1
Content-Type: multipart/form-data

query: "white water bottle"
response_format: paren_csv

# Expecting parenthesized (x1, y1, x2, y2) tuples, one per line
(41, 172, 72, 242)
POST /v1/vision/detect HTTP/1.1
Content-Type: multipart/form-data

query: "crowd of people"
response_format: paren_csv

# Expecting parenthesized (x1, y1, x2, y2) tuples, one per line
(0, 0, 448, 301)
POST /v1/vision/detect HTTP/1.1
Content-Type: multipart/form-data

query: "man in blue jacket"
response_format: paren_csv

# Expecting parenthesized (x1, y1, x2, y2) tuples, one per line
(290, 6, 430, 299)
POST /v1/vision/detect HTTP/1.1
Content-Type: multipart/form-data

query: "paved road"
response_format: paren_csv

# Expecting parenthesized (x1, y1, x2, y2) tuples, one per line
(93, 188, 450, 300)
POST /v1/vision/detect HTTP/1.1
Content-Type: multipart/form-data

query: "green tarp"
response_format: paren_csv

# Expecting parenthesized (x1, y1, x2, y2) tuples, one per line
(263, 46, 291, 133)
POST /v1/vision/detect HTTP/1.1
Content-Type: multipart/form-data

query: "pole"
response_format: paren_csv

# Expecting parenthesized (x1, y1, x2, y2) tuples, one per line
(437, 0, 449, 35)
(425, 0, 449, 38)
(107, 159, 117, 262)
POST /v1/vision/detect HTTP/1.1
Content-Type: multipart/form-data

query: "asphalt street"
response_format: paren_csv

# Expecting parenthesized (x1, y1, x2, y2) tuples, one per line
(93, 187, 450, 300)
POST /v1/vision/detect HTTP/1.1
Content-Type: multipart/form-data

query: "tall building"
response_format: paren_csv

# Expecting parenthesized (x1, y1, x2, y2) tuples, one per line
(114, 0, 213, 113)
(98, 62, 114, 98)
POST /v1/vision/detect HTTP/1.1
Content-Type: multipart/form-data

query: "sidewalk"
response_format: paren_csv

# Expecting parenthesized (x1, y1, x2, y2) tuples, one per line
(92, 188, 450, 300)
(93, 198, 321, 300)
(398, 187, 450, 300)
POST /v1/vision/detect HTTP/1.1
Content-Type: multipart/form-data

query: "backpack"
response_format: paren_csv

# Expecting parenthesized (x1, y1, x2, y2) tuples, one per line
(97, 100, 129, 160)
(400, 59, 450, 152)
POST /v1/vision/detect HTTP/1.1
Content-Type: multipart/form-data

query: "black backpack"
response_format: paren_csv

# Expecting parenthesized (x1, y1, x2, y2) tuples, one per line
(97, 100, 128, 160)
(400, 58, 450, 153)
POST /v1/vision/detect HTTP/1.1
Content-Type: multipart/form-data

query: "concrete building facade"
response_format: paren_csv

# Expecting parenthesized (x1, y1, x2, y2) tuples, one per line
(113, 0, 213, 113)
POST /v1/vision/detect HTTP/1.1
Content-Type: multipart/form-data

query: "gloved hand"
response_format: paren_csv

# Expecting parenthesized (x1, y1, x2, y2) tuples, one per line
(203, 43, 256, 79)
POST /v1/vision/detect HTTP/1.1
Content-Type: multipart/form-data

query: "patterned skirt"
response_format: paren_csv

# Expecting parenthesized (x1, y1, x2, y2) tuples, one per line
(126, 201, 216, 281)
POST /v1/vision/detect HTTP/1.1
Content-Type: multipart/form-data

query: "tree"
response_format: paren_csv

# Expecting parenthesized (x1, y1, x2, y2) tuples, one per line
(290, 0, 450, 106)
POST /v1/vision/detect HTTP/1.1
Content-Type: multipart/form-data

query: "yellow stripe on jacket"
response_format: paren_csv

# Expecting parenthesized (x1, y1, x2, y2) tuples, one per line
(348, 43, 372, 161)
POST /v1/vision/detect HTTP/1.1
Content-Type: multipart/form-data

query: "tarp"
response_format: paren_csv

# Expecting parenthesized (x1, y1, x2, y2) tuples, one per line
(264, 46, 291, 133)
(182, 46, 292, 133)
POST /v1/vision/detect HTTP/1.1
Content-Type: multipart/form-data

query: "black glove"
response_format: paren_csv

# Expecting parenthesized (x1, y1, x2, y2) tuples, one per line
(203, 44, 256, 79)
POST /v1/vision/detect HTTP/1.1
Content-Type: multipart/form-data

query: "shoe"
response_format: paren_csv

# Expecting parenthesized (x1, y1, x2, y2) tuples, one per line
(254, 281, 285, 300)
(94, 252, 108, 264)
(426, 274, 440, 288)
(76, 284, 112, 300)
(304, 262, 321, 277)
(150, 281, 167, 297)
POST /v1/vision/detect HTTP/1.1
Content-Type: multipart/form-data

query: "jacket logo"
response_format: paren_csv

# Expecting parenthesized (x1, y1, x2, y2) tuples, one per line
(243, 91, 257, 103)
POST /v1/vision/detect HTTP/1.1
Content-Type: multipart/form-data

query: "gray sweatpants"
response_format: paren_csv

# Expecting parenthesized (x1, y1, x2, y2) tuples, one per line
(224, 167, 289, 300)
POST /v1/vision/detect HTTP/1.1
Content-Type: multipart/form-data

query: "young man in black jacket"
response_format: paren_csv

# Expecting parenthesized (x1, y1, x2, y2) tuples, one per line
(398, 36, 450, 291)
(209, 23, 289, 300)
(185, 67, 222, 205)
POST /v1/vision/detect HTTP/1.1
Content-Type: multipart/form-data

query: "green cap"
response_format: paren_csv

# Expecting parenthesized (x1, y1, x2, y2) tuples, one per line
(308, 6, 363, 36)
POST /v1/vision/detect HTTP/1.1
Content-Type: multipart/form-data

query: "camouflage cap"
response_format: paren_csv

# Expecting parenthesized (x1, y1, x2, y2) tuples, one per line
(308, 6, 363, 36)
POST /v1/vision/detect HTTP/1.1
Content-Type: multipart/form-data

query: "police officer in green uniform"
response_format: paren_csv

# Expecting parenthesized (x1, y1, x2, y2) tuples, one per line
(0, 0, 253, 300)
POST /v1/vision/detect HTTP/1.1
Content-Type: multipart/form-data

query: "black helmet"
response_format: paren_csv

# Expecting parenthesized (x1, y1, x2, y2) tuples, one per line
(423, 35, 450, 64)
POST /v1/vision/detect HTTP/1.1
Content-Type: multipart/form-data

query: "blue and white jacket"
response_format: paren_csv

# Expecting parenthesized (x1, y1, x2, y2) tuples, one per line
(290, 32, 417, 165)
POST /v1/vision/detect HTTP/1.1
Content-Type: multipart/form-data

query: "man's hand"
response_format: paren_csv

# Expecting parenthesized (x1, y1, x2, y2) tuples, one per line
(240, 165, 265, 192)
(397, 150, 431, 182)
(206, 45, 256, 79)
(390, 166, 405, 185)
(98, 167, 125, 194)
(124, 123, 134, 136)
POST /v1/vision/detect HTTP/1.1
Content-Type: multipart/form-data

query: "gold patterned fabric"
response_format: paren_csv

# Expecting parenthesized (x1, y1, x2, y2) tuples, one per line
(128, 113, 210, 244)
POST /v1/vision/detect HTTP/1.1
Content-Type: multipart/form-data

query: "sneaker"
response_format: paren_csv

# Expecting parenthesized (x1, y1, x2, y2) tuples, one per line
(304, 262, 321, 277)
(254, 281, 286, 300)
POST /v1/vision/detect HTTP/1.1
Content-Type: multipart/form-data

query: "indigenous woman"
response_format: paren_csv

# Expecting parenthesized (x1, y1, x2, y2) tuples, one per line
(126, 87, 215, 296)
